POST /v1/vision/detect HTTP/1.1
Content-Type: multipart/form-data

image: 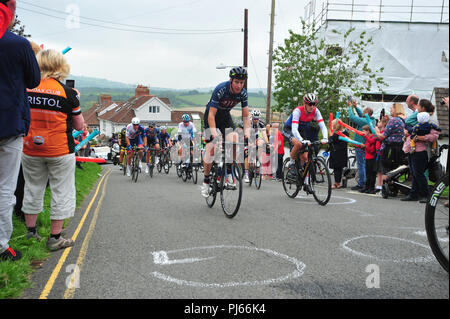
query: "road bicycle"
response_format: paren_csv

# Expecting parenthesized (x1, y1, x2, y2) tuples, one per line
(157, 146, 171, 174)
(130, 146, 143, 183)
(425, 170, 449, 273)
(146, 147, 158, 178)
(121, 147, 128, 176)
(246, 143, 262, 190)
(282, 141, 332, 206)
(205, 139, 243, 219)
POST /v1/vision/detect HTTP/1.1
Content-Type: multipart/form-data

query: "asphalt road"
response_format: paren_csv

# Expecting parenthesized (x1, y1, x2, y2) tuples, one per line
(23, 161, 448, 300)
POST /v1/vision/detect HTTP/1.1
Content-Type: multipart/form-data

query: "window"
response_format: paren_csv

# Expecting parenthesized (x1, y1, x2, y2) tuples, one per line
(149, 106, 160, 113)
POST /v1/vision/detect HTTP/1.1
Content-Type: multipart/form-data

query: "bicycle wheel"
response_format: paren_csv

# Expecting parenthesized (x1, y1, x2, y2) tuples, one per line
(181, 166, 188, 182)
(122, 153, 127, 176)
(206, 165, 218, 208)
(164, 155, 170, 174)
(157, 159, 162, 173)
(192, 165, 198, 184)
(132, 156, 139, 183)
(254, 159, 262, 190)
(425, 174, 449, 273)
(309, 157, 332, 206)
(325, 156, 334, 175)
(282, 158, 300, 198)
(248, 166, 253, 187)
(220, 161, 242, 219)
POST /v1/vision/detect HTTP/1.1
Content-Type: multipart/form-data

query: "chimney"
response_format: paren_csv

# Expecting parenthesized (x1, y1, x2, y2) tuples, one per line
(100, 94, 112, 105)
(135, 85, 150, 98)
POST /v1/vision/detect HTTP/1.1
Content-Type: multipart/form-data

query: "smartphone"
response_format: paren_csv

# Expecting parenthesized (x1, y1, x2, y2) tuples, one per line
(66, 79, 75, 88)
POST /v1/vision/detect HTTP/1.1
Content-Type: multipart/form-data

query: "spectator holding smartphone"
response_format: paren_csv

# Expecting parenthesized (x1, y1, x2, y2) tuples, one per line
(0, 0, 41, 261)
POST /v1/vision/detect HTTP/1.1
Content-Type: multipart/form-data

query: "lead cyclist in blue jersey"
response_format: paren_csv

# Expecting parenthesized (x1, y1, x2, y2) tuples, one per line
(201, 66, 251, 197)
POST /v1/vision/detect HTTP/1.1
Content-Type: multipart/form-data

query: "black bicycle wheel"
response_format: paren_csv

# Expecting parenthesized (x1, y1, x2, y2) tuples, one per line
(122, 155, 127, 176)
(176, 163, 182, 178)
(132, 156, 139, 183)
(425, 174, 449, 273)
(282, 158, 300, 198)
(326, 156, 334, 175)
(157, 158, 162, 173)
(164, 154, 170, 174)
(206, 165, 217, 208)
(254, 159, 262, 190)
(181, 166, 188, 182)
(220, 161, 242, 219)
(310, 157, 332, 206)
(192, 165, 198, 184)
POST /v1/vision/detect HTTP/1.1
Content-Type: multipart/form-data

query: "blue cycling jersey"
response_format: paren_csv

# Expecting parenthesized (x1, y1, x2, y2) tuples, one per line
(158, 132, 170, 145)
(144, 127, 160, 140)
(206, 81, 248, 112)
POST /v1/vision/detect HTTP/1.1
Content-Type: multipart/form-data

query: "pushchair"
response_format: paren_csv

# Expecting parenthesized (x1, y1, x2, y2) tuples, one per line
(381, 144, 448, 199)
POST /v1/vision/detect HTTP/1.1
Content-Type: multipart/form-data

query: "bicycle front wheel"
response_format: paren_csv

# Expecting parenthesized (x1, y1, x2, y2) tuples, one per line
(192, 165, 198, 184)
(310, 157, 332, 206)
(206, 165, 218, 208)
(254, 159, 262, 190)
(220, 161, 242, 219)
(132, 157, 139, 183)
(282, 158, 300, 198)
(425, 174, 449, 273)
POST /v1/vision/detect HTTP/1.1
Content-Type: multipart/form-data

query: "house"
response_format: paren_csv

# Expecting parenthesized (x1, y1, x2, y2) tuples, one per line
(83, 85, 204, 137)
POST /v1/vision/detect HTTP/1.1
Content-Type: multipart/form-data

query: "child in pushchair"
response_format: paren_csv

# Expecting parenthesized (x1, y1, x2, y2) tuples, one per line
(381, 143, 448, 199)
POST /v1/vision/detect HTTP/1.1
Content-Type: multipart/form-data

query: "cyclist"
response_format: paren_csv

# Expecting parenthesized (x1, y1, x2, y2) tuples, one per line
(201, 66, 250, 198)
(125, 117, 147, 177)
(177, 114, 196, 167)
(144, 121, 160, 174)
(243, 109, 268, 183)
(282, 93, 328, 193)
(118, 127, 127, 170)
(158, 126, 172, 150)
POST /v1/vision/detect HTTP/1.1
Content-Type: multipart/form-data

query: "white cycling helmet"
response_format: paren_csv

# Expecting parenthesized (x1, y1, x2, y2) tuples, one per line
(131, 117, 140, 125)
(251, 109, 261, 117)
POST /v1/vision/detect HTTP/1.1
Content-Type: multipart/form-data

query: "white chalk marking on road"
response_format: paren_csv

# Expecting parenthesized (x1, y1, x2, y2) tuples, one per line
(342, 235, 435, 263)
(150, 245, 306, 288)
(345, 207, 374, 217)
(152, 251, 215, 265)
(295, 194, 357, 205)
(415, 230, 449, 243)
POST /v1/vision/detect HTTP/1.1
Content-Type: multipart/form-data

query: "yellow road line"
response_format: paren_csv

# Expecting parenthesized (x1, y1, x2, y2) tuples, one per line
(39, 169, 111, 299)
(63, 171, 110, 299)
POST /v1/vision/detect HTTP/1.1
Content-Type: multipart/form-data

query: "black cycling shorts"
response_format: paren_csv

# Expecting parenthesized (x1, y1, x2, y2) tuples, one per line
(203, 108, 236, 143)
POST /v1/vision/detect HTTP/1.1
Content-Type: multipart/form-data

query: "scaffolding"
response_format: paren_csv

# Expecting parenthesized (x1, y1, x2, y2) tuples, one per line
(305, 0, 449, 29)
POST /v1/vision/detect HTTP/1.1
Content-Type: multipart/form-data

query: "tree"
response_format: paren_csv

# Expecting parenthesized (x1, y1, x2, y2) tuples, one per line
(10, 15, 31, 38)
(273, 19, 386, 120)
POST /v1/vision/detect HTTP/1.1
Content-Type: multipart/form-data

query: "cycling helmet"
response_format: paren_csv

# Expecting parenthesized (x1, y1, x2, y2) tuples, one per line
(251, 109, 261, 118)
(182, 114, 190, 122)
(131, 117, 140, 125)
(303, 93, 318, 105)
(229, 66, 248, 80)
(237, 121, 244, 129)
(148, 121, 156, 127)
(160, 126, 167, 130)
(121, 127, 126, 133)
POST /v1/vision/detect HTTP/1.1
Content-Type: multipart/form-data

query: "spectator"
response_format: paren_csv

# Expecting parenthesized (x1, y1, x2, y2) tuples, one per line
(328, 119, 349, 189)
(272, 123, 284, 181)
(22, 49, 84, 251)
(361, 125, 378, 194)
(375, 103, 406, 181)
(0, 0, 14, 39)
(404, 94, 420, 132)
(375, 118, 388, 192)
(347, 100, 376, 191)
(401, 99, 439, 202)
(0, 3, 41, 261)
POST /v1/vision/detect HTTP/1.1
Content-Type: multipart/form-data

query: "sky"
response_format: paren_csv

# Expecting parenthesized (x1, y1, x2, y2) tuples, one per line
(17, 0, 310, 90)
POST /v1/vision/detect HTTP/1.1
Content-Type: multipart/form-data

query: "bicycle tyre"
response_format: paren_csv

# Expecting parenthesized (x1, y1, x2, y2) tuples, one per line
(192, 165, 198, 184)
(282, 158, 300, 198)
(132, 156, 139, 183)
(182, 167, 188, 182)
(164, 154, 170, 174)
(310, 157, 332, 206)
(425, 174, 449, 273)
(122, 154, 127, 176)
(206, 165, 217, 208)
(176, 163, 182, 178)
(220, 161, 242, 219)
(157, 160, 162, 173)
(254, 159, 262, 190)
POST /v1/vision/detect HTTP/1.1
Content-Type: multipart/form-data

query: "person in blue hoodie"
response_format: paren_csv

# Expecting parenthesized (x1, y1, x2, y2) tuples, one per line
(347, 99, 376, 191)
(0, 0, 14, 39)
(0, 4, 41, 261)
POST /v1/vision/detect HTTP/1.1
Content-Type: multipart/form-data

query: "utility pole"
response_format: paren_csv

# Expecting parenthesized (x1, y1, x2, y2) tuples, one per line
(244, 8, 248, 90)
(266, 0, 275, 124)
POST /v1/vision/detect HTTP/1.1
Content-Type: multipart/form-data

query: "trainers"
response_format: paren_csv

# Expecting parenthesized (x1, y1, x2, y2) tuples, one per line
(226, 178, 236, 189)
(201, 182, 210, 198)
(47, 236, 74, 251)
(0, 247, 22, 261)
(351, 185, 363, 191)
(244, 173, 250, 183)
(26, 230, 42, 242)
(303, 184, 313, 194)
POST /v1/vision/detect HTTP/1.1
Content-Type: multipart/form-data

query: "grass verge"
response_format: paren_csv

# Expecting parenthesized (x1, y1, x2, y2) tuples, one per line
(0, 162, 102, 299)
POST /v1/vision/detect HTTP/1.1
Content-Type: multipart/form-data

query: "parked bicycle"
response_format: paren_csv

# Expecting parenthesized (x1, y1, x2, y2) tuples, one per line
(282, 141, 332, 206)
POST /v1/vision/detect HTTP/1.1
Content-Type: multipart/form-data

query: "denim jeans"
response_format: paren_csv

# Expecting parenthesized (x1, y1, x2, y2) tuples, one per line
(355, 148, 366, 187)
(409, 151, 429, 199)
